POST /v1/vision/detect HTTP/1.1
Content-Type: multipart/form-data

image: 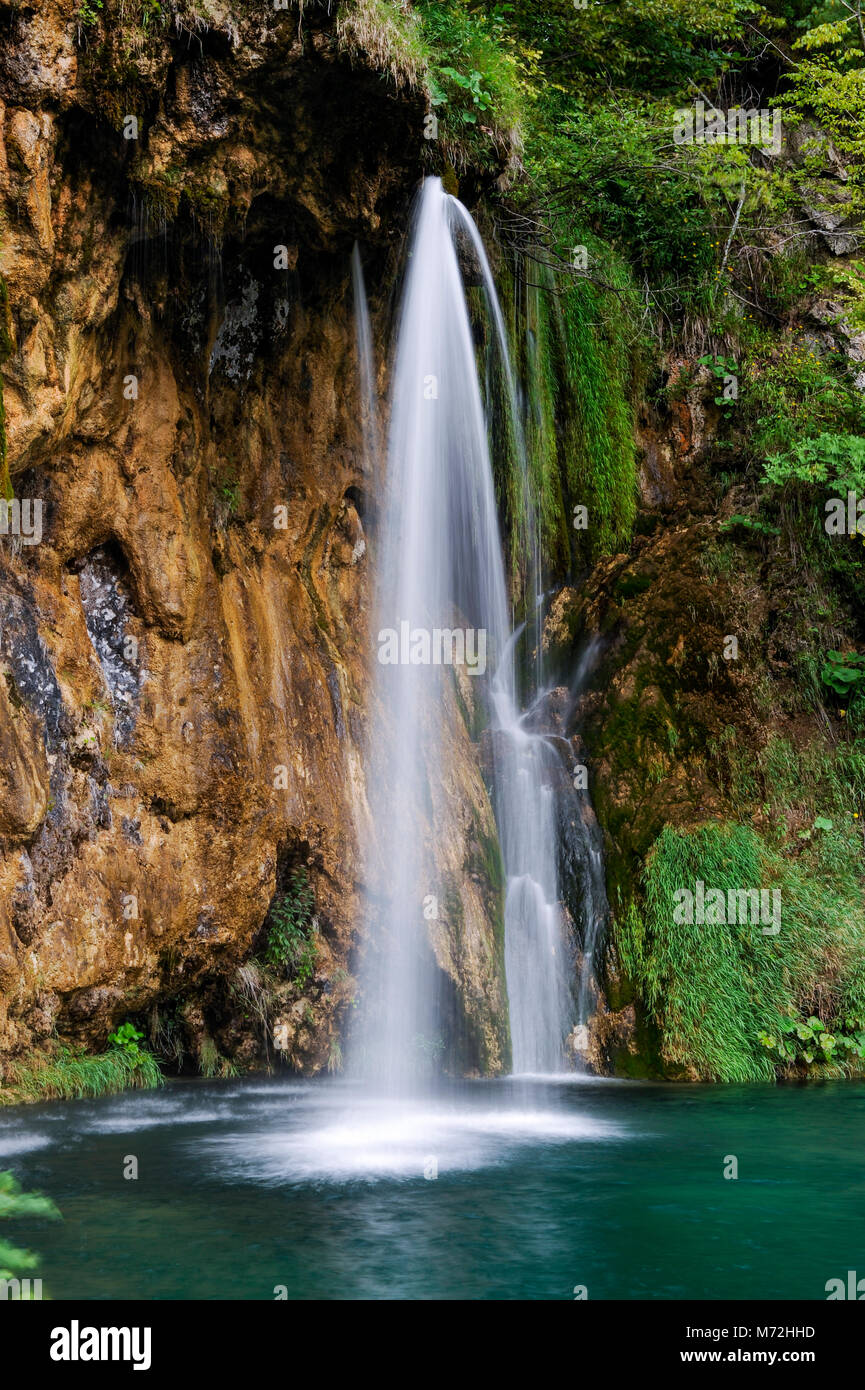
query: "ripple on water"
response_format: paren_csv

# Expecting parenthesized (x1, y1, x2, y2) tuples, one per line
(0, 1131, 53, 1156)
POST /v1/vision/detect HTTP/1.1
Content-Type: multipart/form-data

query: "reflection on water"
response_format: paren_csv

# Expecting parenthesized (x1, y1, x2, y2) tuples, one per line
(3, 1075, 864, 1300)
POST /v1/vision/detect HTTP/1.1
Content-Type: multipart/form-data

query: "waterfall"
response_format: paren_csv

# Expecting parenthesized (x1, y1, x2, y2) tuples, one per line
(356, 177, 582, 1086)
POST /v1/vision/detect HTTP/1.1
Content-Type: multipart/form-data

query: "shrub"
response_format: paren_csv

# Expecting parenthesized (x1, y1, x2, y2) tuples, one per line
(261, 868, 318, 986)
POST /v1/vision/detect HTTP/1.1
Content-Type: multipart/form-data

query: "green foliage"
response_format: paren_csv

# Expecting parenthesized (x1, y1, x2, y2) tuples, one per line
(422, 0, 528, 134)
(821, 648, 865, 695)
(3, 1038, 162, 1104)
(718, 513, 780, 537)
(539, 250, 643, 563)
(495, 0, 751, 99)
(261, 868, 318, 986)
(621, 821, 865, 1080)
(759, 1013, 865, 1067)
(107, 1021, 146, 1063)
(77, 0, 104, 25)
(522, 100, 722, 315)
(198, 1036, 238, 1080)
(0, 1171, 60, 1285)
(336, 0, 431, 90)
(762, 431, 865, 491)
(492, 247, 642, 580)
(78, 0, 163, 30)
(138, 0, 163, 30)
(698, 353, 738, 408)
(777, 56, 865, 211)
(744, 333, 865, 462)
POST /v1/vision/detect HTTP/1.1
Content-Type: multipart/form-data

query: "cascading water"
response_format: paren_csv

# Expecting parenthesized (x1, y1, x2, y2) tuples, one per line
(356, 177, 589, 1086)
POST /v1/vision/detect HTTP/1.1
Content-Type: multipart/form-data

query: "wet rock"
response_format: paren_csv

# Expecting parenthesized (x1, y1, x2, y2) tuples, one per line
(0, 0, 508, 1072)
(78, 547, 142, 748)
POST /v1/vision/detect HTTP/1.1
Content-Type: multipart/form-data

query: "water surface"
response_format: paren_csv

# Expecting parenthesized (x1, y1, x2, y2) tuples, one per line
(3, 1075, 863, 1299)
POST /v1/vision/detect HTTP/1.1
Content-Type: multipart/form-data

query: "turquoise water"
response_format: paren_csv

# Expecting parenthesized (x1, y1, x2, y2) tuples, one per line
(3, 1075, 864, 1300)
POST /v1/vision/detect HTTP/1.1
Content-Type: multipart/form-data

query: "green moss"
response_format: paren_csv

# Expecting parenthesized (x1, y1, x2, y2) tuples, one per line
(488, 243, 643, 594)
(551, 256, 642, 564)
(133, 176, 182, 223)
(184, 183, 230, 228)
(521, 267, 570, 578)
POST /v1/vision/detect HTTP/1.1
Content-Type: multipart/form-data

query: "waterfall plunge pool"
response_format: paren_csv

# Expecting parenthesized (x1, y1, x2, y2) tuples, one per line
(3, 1074, 863, 1300)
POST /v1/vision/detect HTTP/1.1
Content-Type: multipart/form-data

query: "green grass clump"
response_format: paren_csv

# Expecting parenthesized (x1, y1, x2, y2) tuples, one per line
(620, 822, 865, 1081)
(2, 1041, 162, 1105)
(336, 0, 432, 90)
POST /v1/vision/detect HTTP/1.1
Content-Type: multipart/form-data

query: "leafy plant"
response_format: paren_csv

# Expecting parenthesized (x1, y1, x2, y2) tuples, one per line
(821, 650, 865, 697)
(698, 353, 738, 408)
(261, 868, 318, 986)
(763, 433, 865, 492)
(718, 513, 780, 537)
(432, 65, 493, 123)
(108, 1021, 145, 1064)
(77, 0, 103, 26)
(759, 1015, 865, 1068)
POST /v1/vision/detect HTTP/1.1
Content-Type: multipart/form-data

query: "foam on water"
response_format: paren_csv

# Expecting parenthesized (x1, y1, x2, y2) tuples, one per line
(0, 1130, 53, 1155)
(199, 1091, 622, 1183)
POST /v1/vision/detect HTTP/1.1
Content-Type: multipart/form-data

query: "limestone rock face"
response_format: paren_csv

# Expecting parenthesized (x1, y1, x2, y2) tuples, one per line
(0, 0, 509, 1072)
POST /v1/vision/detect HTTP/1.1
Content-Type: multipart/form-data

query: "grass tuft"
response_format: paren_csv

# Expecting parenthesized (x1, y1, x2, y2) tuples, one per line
(620, 821, 865, 1081)
(336, 0, 431, 90)
(2, 1043, 163, 1105)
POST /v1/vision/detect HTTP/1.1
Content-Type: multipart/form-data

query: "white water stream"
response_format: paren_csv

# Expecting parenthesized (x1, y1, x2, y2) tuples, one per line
(355, 178, 586, 1085)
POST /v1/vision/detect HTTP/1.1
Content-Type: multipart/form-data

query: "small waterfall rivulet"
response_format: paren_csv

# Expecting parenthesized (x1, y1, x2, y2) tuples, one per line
(354, 177, 604, 1087)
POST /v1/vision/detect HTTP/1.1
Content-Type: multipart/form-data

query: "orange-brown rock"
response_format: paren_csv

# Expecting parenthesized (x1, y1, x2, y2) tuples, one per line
(0, 0, 510, 1075)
